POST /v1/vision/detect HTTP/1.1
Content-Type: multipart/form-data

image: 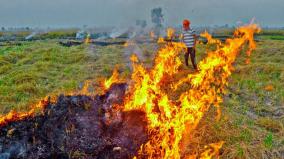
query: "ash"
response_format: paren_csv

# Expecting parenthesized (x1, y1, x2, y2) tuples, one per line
(0, 84, 148, 159)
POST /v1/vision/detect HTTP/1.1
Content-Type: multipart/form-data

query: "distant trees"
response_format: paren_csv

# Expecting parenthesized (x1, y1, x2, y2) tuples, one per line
(151, 7, 163, 28)
(151, 7, 164, 36)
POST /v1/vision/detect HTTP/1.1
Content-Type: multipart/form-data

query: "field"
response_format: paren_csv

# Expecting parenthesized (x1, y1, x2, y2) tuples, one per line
(0, 29, 283, 158)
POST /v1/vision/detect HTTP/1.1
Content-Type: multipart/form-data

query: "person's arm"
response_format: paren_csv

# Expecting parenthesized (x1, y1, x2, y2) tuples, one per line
(180, 32, 187, 52)
(193, 30, 198, 48)
(180, 32, 184, 43)
(193, 34, 197, 48)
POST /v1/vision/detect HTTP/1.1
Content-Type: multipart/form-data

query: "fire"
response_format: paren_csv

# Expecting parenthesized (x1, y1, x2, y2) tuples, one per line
(0, 96, 52, 127)
(106, 23, 260, 158)
(124, 42, 129, 47)
(124, 40, 135, 47)
(264, 84, 274, 91)
(103, 67, 123, 91)
(158, 37, 165, 43)
(150, 31, 156, 39)
(84, 33, 91, 44)
(200, 31, 221, 45)
(167, 27, 175, 39)
(0, 22, 260, 158)
(0, 80, 105, 128)
(0, 82, 100, 127)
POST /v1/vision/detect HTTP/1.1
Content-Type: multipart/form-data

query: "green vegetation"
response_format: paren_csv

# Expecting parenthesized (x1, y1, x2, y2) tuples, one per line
(0, 29, 283, 158)
(213, 28, 284, 41)
(260, 35, 284, 40)
(0, 29, 77, 40)
(191, 38, 284, 158)
(263, 132, 274, 149)
(0, 31, 31, 40)
(0, 41, 125, 113)
(35, 29, 77, 39)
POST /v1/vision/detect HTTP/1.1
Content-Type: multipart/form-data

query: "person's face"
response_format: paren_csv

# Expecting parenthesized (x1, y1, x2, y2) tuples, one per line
(183, 23, 190, 30)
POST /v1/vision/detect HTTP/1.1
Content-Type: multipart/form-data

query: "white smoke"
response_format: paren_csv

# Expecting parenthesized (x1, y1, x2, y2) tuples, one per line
(109, 28, 128, 39)
(25, 32, 37, 40)
(124, 40, 144, 69)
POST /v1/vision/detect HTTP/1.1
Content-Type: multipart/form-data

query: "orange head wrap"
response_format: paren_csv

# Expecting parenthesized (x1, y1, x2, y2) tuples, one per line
(183, 19, 190, 29)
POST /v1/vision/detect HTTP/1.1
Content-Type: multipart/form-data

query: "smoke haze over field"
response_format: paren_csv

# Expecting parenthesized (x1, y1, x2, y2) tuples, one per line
(0, 0, 283, 28)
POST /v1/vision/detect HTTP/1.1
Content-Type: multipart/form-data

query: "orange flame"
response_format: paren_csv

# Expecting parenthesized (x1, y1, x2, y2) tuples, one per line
(0, 23, 260, 159)
(150, 31, 156, 39)
(200, 31, 221, 45)
(102, 67, 123, 91)
(158, 37, 165, 44)
(84, 34, 91, 44)
(264, 84, 274, 91)
(0, 96, 53, 127)
(124, 40, 135, 47)
(167, 27, 175, 39)
(124, 42, 129, 47)
(115, 24, 259, 158)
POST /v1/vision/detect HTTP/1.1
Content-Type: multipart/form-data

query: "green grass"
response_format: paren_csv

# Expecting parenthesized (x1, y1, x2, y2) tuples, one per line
(35, 29, 77, 39)
(263, 132, 274, 149)
(193, 39, 284, 158)
(259, 35, 284, 40)
(0, 29, 78, 40)
(260, 29, 284, 36)
(0, 31, 283, 158)
(0, 41, 126, 113)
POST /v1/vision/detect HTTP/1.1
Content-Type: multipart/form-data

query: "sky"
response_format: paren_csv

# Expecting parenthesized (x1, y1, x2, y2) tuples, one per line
(0, 0, 283, 28)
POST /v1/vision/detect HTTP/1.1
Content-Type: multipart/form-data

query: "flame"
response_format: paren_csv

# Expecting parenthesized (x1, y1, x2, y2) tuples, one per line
(124, 42, 129, 47)
(0, 22, 260, 159)
(102, 67, 123, 91)
(79, 79, 94, 95)
(0, 81, 100, 127)
(0, 78, 105, 128)
(264, 84, 274, 91)
(158, 37, 165, 44)
(199, 141, 224, 159)
(0, 96, 54, 127)
(116, 24, 259, 158)
(84, 34, 91, 44)
(150, 31, 156, 39)
(124, 40, 135, 47)
(200, 31, 221, 45)
(167, 27, 175, 39)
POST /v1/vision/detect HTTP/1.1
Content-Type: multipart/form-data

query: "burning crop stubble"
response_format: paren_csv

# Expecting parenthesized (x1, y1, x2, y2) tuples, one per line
(98, 23, 261, 158)
(0, 23, 261, 158)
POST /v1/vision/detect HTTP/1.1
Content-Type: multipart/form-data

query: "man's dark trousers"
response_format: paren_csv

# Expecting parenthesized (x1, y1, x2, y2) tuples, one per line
(185, 47, 197, 69)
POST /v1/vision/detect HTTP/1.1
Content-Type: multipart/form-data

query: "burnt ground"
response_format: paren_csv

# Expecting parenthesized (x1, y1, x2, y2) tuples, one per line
(0, 84, 148, 159)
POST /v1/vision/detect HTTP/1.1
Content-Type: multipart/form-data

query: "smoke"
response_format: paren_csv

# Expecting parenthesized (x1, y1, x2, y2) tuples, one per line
(24, 29, 49, 40)
(25, 32, 37, 40)
(122, 26, 147, 69)
(109, 28, 128, 39)
(76, 30, 87, 40)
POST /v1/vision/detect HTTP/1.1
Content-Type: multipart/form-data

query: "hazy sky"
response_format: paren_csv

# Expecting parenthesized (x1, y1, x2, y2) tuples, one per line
(0, 0, 283, 28)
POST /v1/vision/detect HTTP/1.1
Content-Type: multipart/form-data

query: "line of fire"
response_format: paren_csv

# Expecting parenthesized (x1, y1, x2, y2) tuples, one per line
(0, 23, 261, 159)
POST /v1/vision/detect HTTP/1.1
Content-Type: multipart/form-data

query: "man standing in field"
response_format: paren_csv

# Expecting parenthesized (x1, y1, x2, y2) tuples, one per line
(182, 19, 198, 70)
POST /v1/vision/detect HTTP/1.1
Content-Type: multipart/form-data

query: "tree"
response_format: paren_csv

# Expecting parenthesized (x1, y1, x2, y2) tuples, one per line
(151, 7, 164, 36)
(151, 7, 163, 28)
